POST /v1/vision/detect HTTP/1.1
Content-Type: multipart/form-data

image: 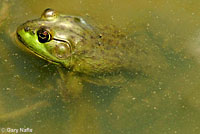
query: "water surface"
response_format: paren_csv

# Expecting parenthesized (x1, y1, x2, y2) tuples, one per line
(1, 0, 200, 134)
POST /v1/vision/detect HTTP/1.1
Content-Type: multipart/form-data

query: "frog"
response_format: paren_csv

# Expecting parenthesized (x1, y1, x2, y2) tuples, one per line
(16, 8, 168, 101)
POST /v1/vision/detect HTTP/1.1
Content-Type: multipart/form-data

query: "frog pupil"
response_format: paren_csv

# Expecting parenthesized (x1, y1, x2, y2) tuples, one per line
(37, 28, 51, 43)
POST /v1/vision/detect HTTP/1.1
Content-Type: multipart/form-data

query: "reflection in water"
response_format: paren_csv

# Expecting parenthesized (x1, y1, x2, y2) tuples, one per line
(1, 0, 200, 134)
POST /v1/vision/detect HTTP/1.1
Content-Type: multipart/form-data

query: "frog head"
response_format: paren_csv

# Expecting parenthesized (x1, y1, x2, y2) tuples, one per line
(16, 8, 96, 68)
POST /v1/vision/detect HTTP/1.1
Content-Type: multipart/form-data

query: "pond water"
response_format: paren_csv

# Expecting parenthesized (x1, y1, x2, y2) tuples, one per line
(1, 0, 200, 134)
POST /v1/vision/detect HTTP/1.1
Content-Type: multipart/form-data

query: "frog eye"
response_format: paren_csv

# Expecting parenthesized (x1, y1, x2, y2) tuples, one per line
(41, 8, 57, 20)
(37, 28, 51, 43)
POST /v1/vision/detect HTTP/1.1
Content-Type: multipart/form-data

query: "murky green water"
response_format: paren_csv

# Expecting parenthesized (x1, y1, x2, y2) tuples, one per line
(1, 0, 200, 134)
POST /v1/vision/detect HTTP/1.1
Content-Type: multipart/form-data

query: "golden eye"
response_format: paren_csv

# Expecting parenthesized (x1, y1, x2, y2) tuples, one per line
(37, 28, 51, 43)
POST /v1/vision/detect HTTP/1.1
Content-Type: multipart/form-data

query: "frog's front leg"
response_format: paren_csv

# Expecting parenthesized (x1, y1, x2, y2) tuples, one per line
(57, 68, 83, 102)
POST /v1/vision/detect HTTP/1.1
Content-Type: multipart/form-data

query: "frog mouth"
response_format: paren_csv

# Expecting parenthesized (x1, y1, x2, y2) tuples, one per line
(16, 32, 61, 65)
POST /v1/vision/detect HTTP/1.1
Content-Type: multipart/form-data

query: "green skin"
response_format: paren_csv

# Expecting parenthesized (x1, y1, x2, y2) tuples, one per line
(16, 8, 134, 75)
(16, 8, 131, 99)
(16, 9, 167, 99)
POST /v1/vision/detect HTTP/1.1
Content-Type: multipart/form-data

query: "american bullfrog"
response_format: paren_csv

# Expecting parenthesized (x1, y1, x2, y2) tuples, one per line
(16, 8, 167, 100)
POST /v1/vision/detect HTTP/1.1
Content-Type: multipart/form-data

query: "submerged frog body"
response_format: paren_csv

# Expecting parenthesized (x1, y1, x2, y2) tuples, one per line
(16, 8, 167, 99)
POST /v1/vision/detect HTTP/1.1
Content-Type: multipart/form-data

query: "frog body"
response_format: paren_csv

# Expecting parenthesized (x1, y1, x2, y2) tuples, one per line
(17, 9, 135, 74)
(16, 9, 166, 99)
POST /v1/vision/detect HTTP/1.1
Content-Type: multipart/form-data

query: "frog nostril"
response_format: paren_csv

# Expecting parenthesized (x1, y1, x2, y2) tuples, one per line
(24, 26, 30, 32)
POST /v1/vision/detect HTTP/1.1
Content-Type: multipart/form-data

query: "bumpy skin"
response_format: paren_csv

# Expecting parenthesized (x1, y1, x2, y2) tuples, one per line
(16, 9, 167, 99)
